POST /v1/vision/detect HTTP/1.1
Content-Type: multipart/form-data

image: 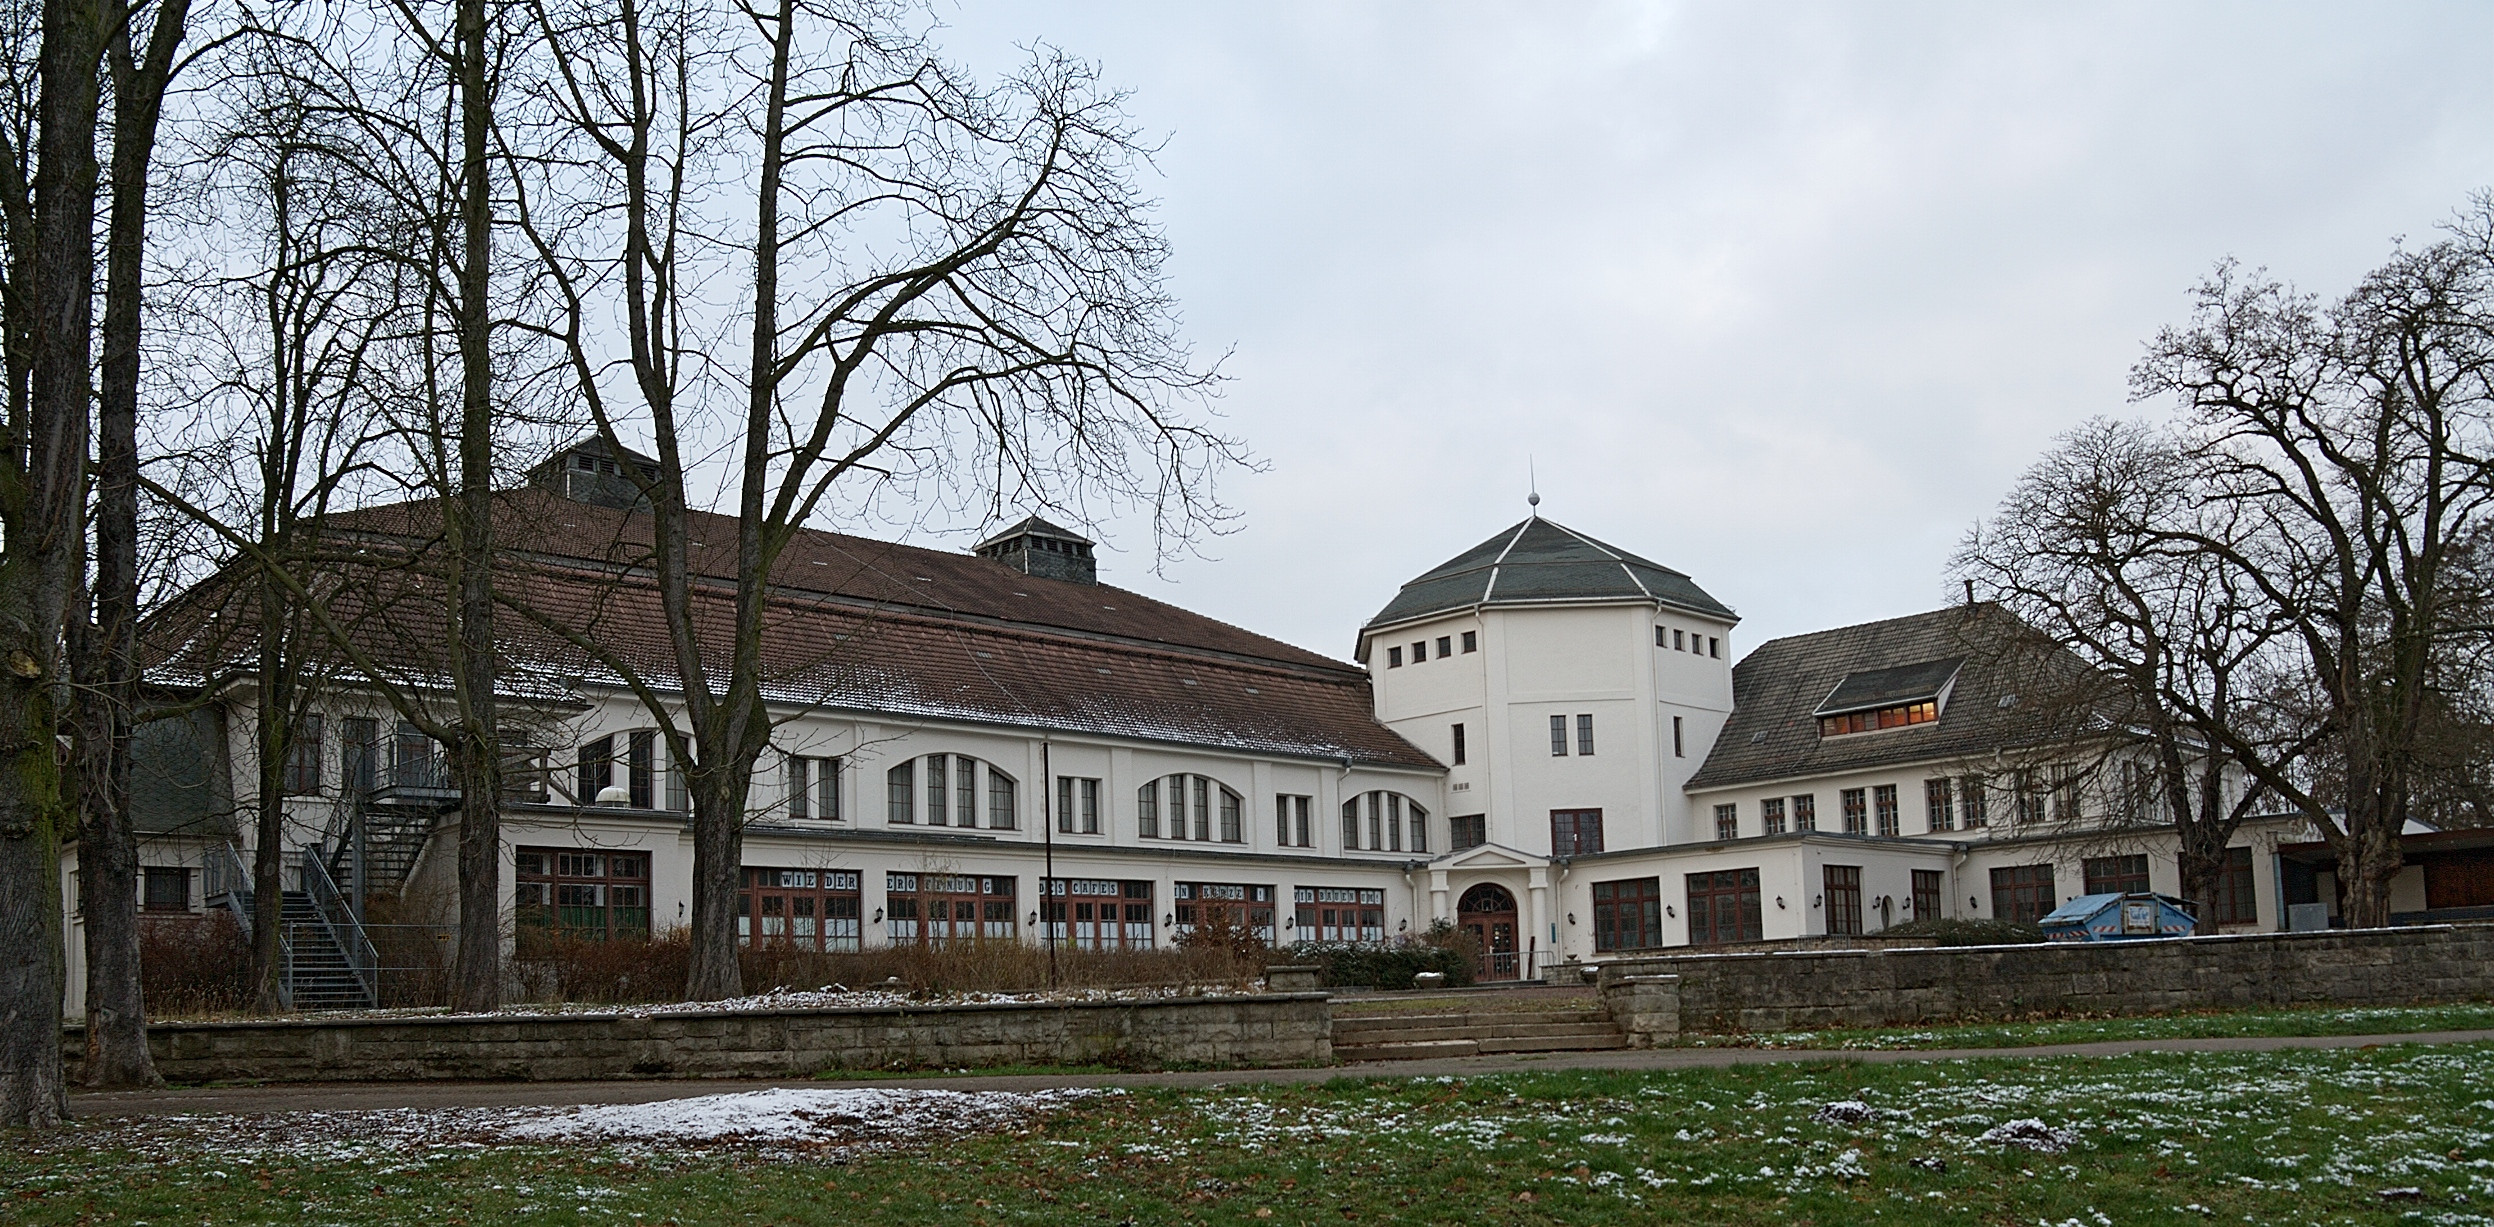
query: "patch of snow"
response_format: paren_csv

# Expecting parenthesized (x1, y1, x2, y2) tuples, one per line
(1979, 1118, 2079, 1153)
(499, 1086, 1100, 1146)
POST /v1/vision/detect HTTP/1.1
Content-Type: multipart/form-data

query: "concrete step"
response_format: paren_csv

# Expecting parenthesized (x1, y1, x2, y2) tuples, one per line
(1476, 1032, 1626, 1054)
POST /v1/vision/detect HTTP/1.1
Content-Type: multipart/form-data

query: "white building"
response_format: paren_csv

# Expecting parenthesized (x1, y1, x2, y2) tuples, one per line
(69, 444, 2356, 1008)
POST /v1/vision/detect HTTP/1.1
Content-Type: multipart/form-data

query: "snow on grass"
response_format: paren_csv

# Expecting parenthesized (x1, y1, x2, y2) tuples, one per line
(197, 983, 1256, 1024)
(501, 1086, 1103, 1146)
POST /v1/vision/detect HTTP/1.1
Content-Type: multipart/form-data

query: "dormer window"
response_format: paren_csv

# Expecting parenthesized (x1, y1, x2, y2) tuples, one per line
(1813, 657, 1962, 738)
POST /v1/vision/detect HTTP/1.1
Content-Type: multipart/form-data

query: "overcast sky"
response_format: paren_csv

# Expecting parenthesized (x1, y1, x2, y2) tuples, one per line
(911, 2, 2494, 664)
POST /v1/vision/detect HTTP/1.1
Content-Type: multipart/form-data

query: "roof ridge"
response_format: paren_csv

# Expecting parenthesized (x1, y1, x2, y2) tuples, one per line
(1480, 519, 1534, 605)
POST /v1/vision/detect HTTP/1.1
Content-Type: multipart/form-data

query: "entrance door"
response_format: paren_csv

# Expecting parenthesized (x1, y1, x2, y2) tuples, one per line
(1457, 883, 1520, 981)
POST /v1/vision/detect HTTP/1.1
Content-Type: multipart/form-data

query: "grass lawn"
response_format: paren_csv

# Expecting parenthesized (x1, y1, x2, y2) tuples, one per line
(9, 1042, 2493, 1224)
(1671, 1000, 2494, 1051)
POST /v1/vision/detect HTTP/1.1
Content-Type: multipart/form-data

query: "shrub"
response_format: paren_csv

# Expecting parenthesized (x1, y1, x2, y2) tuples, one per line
(1877, 917, 2046, 946)
(511, 930, 1266, 1004)
(138, 912, 253, 1015)
(1284, 935, 1473, 990)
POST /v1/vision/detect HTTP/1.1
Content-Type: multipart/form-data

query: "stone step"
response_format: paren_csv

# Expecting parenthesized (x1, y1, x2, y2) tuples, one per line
(1332, 1020, 1621, 1045)
(1476, 1032, 1626, 1054)
(1334, 1010, 1609, 1034)
(1336, 1038, 1480, 1061)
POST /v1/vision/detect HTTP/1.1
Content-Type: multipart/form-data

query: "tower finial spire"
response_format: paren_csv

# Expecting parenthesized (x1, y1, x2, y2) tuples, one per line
(1527, 457, 1540, 515)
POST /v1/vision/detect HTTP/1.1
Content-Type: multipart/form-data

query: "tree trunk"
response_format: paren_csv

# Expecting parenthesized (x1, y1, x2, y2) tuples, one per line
(684, 752, 754, 1000)
(0, 0, 107, 1130)
(73, 0, 187, 1087)
(445, 0, 501, 1013)
(250, 575, 290, 1012)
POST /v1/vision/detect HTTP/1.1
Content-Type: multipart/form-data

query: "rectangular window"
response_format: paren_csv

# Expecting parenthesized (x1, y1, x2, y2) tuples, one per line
(342, 717, 379, 794)
(958, 757, 979, 827)
(1760, 796, 1786, 835)
(665, 751, 689, 812)
(1365, 791, 1381, 850)
(1873, 784, 1900, 837)
(1990, 864, 2056, 925)
(1709, 637, 1721, 658)
(1824, 864, 1864, 935)
(1275, 794, 1312, 847)
(627, 731, 655, 808)
(887, 760, 915, 823)
(2013, 769, 2044, 826)
(1924, 778, 1954, 831)
(1173, 882, 1276, 944)
(1057, 776, 1102, 834)
(1138, 779, 1159, 839)
(1550, 809, 1605, 857)
(894, 872, 1017, 944)
(1912, 869, 1944, 922)
(576, 732, 613, 803)
(986, 768, 1012, 829)
(1577, 713, 1595, 756)
(1385, 793, 1402, 852)
(1673, 716, 1684, 758)
(1550, 714, 1568, 756)
(1293, 886, 1385, 943)
(1412, 640, 1427, 662)
(2051, 767, 2081, 822)
(1655, 626, 1667, 647)
(1592, 877, 1664, 952)
(1193, 776, 1212, 841)
(1462, 631, 1477, 653)
(1792, 793, 1817, 832)
(1451, 722, 1466, 766)
(738, 868, 863, 951)
(1436, 635, 1452, 658)
(1713, 803, 1738, 841)
(1673, 629, 1684, 650)
(1959, 775, 1988, 828)
(788, 754, 811, 820)
(1293, 795, 1311, 848)
(515, 847, 651, 942)
(1218, 784, 1241, 843)
(2212, 846, 2258, 925)
(1342, 797, 1361, 849)
(142, 866, 191, 913)
(283, 715, 325, 795)
(1686, 868, 1763, 945)
(1410, 802, 1428, 853)
(1841, 787, 1868, 835)
(1387, 646, 1402, 668)
(927, 754, 950, 826)
(1043, 878, 1155, 950)
(1450, 813, 1486, 850)
(2084, 854, 2151, 896)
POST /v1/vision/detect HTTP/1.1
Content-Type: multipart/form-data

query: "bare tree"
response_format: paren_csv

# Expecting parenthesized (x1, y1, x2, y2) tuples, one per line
(64, 0, 191, 1086)
(503, 0, 1237, 999)
(2134, 212, 2494, 927)
(1959, 418, 2308, 912)
(0, 0, 110, 1130)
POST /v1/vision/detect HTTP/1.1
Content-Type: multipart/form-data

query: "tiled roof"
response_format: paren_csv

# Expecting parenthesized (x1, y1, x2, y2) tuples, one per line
(1364, 517, 1735, 635)
(1684, 603, 2088, 791)
(143, 490, 1439, 770)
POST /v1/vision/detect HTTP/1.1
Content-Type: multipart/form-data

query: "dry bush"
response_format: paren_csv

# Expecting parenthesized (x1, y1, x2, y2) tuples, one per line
(514, 930, 1270, 1005)
(138, 912, 253, 1016)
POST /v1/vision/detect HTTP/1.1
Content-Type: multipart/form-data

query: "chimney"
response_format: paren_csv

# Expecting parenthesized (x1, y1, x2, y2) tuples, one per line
(974, 516, 1097, 585)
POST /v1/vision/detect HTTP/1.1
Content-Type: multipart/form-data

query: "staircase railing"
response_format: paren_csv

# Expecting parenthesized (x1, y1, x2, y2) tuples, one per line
(205, 841, 254, 936)
(298, 845, 378, 1007)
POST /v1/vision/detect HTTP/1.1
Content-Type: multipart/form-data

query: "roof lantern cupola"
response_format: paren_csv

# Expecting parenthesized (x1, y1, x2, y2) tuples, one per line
(527, 437, 663, 512)
(1363, 516, 1736, 642)
(974, 515, 1097, 586)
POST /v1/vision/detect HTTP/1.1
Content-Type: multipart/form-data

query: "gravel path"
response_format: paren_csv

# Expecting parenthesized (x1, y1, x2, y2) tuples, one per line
(64, 1027, 2494, 1119)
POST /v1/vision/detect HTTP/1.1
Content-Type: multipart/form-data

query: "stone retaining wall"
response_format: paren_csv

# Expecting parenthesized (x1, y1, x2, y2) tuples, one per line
(1597, 923, 2494, 1038)
(66, 993, 1332, 1083)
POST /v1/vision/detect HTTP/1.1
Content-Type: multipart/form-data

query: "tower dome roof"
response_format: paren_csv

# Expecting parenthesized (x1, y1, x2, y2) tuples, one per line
(1364, 517, 1735, 633)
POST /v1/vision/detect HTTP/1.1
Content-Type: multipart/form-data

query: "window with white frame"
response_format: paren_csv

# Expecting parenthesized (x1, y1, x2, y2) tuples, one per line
(784, 754, 841, 822)
(1338, 790, 1429, 852)
(1275, 794, 1312, 847)
(1056, 776, 1101, 834)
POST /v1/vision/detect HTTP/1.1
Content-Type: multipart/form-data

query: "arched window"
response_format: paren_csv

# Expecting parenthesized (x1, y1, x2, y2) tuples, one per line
(891, 754, 1016, 829)
(1139, 774, 1243, 844)
(1340, 791, 1430, 853)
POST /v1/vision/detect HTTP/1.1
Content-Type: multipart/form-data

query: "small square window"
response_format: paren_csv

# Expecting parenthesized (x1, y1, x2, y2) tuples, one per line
(1435, 635, 1451, 658)
(1412, 640, 1427, 662)
(1387, 646, 1402, 668)
(1461, 631, 1478, 653)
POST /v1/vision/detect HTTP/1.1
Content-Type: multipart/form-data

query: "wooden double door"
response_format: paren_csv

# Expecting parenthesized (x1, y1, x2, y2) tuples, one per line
(1458, 883, 1520, 981)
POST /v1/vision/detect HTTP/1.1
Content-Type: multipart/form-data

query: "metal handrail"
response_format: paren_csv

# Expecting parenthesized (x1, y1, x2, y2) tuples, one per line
(206, 841, 254, 936)
(299, 845, 378, 1005)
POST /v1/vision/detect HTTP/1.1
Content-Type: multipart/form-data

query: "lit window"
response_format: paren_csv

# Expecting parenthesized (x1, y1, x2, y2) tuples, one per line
(1818, 701, 1939, 737)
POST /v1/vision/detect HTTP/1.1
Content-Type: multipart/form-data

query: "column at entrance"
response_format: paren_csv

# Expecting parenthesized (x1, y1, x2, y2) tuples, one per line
(1428, 868, 1451, 927)
(1526, 865, 1552, 981)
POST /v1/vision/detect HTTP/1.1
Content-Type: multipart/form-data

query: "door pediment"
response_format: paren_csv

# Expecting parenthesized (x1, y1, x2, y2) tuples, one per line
(1438, 842, 1543, 870)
